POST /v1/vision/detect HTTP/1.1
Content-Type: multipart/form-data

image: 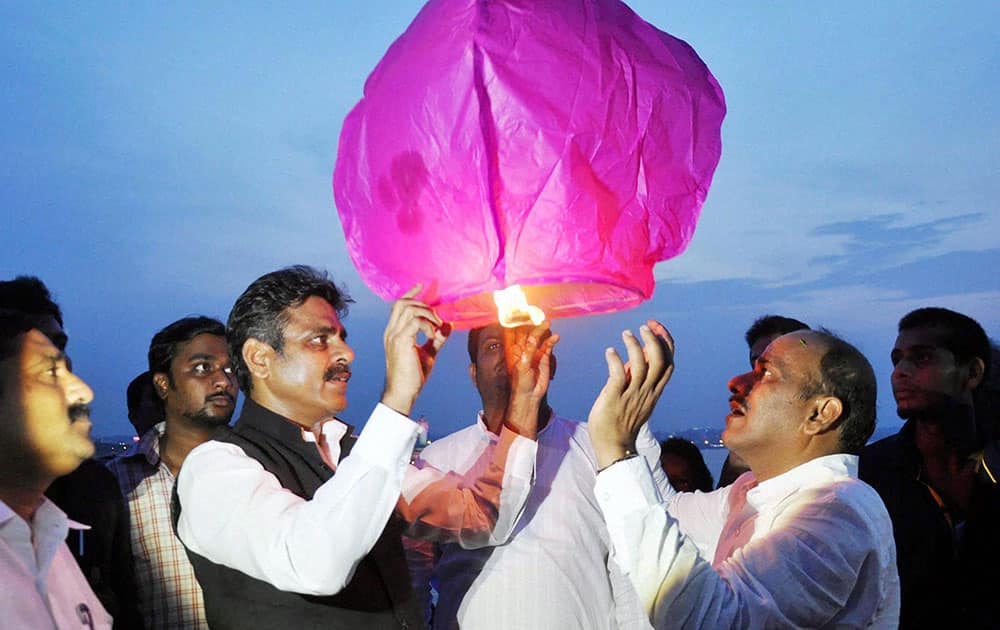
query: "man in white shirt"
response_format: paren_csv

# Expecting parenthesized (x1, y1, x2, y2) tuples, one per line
(407, 322, 666, 629)
(0, 311, 112, 629)
(175, 266, 551, 629)
(589, 322, 900, 629)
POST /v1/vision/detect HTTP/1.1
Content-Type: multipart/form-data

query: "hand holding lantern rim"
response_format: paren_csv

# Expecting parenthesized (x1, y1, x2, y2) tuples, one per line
(381, 284, 453, 416)
(504, 322, 560, 440)
(588, 320, 675, 470)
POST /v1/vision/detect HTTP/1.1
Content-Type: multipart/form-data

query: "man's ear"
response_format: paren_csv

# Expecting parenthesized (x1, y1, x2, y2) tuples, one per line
(468, 363, 477, 387)
(963, 357, 986, 393)
(242, 338, 273, 383)
(152, 372, 170, 401)
(803, 396, 843, 436)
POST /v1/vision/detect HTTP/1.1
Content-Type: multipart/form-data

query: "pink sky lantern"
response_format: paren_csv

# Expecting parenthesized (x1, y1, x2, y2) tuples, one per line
(334, 0, 725, 329)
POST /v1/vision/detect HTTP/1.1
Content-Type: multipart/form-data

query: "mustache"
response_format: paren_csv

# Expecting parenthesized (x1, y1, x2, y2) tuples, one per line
(68, 402, 91, 422)
(324, 363, 352, 381)
(205, 392, 235, 404)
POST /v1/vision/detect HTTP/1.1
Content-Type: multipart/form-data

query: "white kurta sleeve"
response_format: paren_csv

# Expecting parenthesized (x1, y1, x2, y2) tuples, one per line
(399, 426, 536, 548)
(595, 458, 885, 629)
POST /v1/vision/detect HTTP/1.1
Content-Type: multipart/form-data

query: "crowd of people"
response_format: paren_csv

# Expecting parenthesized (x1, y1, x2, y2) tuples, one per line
(0, 270, 996, 629)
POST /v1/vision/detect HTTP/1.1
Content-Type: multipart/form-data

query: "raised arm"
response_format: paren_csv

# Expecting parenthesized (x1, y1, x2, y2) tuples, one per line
(399, 323, 558, 547)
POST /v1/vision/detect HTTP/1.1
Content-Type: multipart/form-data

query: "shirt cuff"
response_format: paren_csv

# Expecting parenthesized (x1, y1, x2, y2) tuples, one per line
(595, 455, 661, 516)
(349, 403, 420, 468)
(496, 426, 538, 482)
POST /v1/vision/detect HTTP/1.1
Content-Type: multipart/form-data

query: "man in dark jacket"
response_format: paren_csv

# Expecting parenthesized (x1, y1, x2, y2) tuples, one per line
(860, 307, 999, 629)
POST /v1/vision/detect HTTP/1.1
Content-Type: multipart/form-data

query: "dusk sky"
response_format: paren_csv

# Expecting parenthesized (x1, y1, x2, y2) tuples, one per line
(2, 1, 997, 440)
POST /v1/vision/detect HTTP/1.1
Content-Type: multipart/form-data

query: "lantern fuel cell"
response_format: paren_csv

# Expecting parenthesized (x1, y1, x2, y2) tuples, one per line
(493, 285, 545, 328)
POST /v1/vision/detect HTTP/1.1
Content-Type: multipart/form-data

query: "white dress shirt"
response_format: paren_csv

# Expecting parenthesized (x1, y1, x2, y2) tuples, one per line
(0, 497, 112, 630)
(596, 453, 901, 629)
(409, 413, 668, 630)
(177, 402, 537, 597)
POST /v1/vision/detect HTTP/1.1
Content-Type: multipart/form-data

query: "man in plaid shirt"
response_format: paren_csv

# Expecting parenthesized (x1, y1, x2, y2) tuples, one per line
(107, 316, 237, 629)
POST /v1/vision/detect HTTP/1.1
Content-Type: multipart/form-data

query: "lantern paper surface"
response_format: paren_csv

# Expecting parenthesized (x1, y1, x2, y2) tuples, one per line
(334, 0, 725, 329)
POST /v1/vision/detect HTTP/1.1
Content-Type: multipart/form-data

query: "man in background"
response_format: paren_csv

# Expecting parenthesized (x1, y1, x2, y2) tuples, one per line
(860, 307, 999, 628)
(408, 322, 667, 629)
(107, 316, 237, 629)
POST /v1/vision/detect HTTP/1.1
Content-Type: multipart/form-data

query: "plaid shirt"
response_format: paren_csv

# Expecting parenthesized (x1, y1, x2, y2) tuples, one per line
(106, 423, 207, 629)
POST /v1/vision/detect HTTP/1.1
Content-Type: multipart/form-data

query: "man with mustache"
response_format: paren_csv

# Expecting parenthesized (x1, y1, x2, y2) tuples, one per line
(591, 324, 900, 628)
(860, 307, 999, 628)
(107, 316, 237, 629)
(175, 266, 546, 629)
(1, 275, 143, 629)
(0, 311, 113, 628)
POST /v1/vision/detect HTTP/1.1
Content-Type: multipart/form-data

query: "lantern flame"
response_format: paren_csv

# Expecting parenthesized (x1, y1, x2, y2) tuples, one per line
(493, 285, 545, 328)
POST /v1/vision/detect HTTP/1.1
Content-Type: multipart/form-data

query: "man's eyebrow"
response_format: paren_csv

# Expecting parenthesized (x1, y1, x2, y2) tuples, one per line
(31, 350, 67, 369)
(186, 353, 220, 362)
(310, 325, 346, 340)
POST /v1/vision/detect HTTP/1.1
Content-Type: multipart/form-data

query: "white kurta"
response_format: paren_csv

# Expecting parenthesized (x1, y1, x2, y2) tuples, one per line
(411, 413, 667, 630)
(596, 454, 901, 629)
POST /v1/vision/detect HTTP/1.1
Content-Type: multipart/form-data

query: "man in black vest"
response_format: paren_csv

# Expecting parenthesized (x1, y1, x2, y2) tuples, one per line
(175, 266, 552, 629)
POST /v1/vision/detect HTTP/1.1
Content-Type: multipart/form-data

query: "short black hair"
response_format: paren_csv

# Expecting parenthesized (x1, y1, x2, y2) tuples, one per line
(0, 276, 66, 350)
(0, 310, 36, 364)
(745, 315, 810, 349)
(898, 307, 991, 384)
(148, 316, 227, 379)
(0, 310, 37, 399)
(467, 327, 484, 363)
(227, 266, 352, 394)
(660, 437, 714, 492)
(799, 330, 877, 455)
(126, 371, 162, 435)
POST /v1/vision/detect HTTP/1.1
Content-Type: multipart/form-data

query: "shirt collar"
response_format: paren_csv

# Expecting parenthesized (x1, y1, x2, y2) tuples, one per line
(124, 421, 167, 467)
(237, 397, 353, 445)
(0, 497, 84, 533)
(746, 453, 858, 511)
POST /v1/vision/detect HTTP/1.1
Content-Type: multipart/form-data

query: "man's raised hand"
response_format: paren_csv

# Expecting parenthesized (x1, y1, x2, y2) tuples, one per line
(381, 285, 452, 416)
(506, 323, 559, 439)
(587, 320, 675, 470)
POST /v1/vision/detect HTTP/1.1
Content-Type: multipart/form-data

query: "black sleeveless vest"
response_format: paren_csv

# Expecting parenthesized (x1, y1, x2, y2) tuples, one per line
(173, 399, 419, 629)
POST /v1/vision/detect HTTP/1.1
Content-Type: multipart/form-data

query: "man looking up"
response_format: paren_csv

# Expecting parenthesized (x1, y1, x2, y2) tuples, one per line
(407, 322, 668, 629)
(107, 317, 236, 629)
(591, 324, 900, 628)
(175, 266, 547, 629)
(0, 312, 112, 628)
(860, 307, 999, 628)
(717, 314, 810, 488)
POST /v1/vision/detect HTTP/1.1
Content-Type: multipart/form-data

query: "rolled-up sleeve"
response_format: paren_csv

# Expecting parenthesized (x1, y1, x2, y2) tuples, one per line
(399, 425, 536, 548)
(176, 403, 418, 596)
